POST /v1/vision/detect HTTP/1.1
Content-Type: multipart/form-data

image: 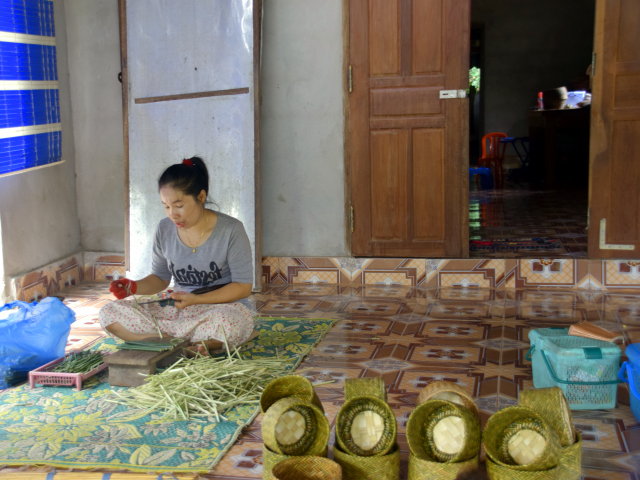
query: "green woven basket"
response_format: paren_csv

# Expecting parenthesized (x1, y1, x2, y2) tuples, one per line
(344, 377, 387, 401)
(406, 399, 480, 463)
(417, 381, 479, 418)
(332, 443, 400, 480)
(407, 452, 480, 480)
(262, 396, 329, 455)
(483, 406, 561, 472)
(518, 387, 576, 447)
(262, 445, 328, 480)
(272, 455, 342, 480)
(485, 458, 560, 480)
(557, 432, 582, 480)
(261, 375, 324, 413)
(335, 395, 397, 457)
(335, 377, 396, 457)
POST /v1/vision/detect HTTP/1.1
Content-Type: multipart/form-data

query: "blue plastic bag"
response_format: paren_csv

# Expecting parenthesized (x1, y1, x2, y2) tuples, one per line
(0, 297, 75, 388)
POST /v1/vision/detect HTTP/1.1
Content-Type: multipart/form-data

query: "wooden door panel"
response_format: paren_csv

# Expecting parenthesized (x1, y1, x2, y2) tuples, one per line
(349, 0, 469, 257)
(608, 121, 640, 243)
(589, 0, 640, 257)
(413, 128, 445, 241)
(412, 0, 442, 73)
(371, 87, 442, 116)
(371, 130, 408, 240)
(370, 0, 400, 75)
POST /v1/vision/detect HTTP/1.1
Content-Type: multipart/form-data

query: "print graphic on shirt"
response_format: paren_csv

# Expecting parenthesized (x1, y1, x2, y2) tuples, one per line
(169, 261, 222, 288)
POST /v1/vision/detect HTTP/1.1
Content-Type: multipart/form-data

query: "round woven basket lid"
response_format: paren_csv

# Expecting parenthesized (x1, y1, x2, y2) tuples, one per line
(344, 377, 386, 401)
(417, 381, 478, 418)
(335, 395, 397, 457)
(332, 443, 400, 480)
(518, 387, 576, 447)
(263, 444, 329, 480)
(262, 396, 330, 456)
(406, 399, 480, 463)
(261, 375, 324, 413)
(262, 444, 292, 480)
(483, 405, 561, 471)
(272, 455, 342, 480)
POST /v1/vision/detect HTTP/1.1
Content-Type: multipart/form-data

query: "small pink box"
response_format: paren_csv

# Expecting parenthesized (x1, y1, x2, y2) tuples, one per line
(28, 351, 108, 390)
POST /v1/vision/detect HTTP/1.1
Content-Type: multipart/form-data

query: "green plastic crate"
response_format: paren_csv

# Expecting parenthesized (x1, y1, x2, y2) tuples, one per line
(528, 328, 621, 410)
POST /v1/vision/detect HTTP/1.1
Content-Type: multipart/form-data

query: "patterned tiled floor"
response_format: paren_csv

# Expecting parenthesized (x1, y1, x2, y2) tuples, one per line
(1, 281, 639, 479)
(470, 183, 589, 259)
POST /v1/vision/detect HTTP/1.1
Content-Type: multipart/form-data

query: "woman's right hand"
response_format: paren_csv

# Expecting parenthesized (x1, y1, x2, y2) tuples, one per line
(109, 278, 138, 299)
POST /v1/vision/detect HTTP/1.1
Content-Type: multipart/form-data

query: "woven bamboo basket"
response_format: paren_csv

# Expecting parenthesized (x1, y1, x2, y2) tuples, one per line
(261, 375, 324, 413)
(407, 452, 479, 480)
(271, 456, 342, 480)
(483, 406, 561, 471)
(485, 458, 560, 480)
(344, 377, 386, 401)
(262, 396, 329, 455)
(335, 395, 397, 456)
(406, 399, 481, 464)
(518, 387, 575, 447)
(417, 381, 479, 418)
(335, 377, 396, 457)
(332, 443, 400, 480)
(262, 445, 328, 480)
(557, 432, 582, 480)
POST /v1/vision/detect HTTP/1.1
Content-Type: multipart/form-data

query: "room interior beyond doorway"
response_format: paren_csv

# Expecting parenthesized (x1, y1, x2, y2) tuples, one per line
(469, 0, 594, 259)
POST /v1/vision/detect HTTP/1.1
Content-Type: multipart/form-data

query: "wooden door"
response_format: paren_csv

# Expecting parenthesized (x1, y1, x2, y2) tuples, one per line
(589, 0, 640, 257)
(348, 0, 470, 257)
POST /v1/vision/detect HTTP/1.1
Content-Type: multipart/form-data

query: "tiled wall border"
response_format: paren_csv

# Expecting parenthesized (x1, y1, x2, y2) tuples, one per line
(9, 255, 640, 301)
(262, 257, 640, 292)
(9, 252, 126, 302)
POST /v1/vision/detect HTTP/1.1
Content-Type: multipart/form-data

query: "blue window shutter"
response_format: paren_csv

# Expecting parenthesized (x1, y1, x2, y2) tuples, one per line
(0, 0, 61, 175)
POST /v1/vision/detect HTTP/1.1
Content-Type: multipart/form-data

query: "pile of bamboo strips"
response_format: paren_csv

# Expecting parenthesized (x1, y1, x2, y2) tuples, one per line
(107, 346, 291, 421)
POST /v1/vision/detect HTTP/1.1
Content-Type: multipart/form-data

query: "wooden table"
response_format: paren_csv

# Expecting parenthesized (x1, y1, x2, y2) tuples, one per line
(527, 106, 590, 188)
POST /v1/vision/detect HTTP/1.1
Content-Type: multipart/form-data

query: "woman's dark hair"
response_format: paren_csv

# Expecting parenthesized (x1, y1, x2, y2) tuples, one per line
(158, 156, 209, 200)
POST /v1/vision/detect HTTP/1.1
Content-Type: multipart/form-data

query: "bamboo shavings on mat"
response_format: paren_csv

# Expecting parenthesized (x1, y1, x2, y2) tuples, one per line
(107, 347, 291, 422)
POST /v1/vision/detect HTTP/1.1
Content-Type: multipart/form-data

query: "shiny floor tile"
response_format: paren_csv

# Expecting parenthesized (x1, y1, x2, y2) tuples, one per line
(2, 282, 638, 480)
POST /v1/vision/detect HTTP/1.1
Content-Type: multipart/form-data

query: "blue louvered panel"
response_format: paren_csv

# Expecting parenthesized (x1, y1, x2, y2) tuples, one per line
(0, 131, 61, 174)
(0, 0, 55, 37)
(0, 0, 60, 174)
(0, 89, 59, 128)
(0, 42, 58, 81)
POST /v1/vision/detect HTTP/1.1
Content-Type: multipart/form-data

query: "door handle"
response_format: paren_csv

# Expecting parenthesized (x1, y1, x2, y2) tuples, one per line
(439, 89, 467, 99)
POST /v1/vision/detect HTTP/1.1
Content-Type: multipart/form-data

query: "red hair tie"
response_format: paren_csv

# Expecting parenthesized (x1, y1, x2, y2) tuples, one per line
(182, 158, 194, 166)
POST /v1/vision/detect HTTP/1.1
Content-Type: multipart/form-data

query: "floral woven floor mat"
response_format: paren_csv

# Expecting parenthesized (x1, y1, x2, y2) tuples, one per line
(0, 317, 336, 473)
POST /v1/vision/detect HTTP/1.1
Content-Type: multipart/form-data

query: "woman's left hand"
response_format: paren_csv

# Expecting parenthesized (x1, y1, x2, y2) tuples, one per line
(170, 291, 198, 309)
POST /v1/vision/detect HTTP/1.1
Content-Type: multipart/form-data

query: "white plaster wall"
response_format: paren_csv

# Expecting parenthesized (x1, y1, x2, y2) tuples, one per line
(64, 0, 125, 252)
(1, 0, 347, 278)
(0, 0, 81, 282)
(260, 0, 347, 256)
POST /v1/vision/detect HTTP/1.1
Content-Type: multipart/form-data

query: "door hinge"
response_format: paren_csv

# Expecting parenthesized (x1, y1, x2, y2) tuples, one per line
(349, 205, 355, 233)
(599, 218, 635, 250)
(348, 65, 353, 93)
(591, 52, 596, 77)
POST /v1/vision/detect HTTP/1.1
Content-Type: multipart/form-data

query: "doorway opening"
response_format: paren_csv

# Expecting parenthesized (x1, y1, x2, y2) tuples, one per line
(468, 0, 595, 259)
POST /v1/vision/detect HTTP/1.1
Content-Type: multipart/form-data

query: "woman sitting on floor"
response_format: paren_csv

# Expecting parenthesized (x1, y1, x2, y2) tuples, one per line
(99, 156, 255, 354)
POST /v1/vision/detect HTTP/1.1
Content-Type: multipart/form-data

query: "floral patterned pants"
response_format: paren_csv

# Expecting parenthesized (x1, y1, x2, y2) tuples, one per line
(98, 299, 255, 347)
